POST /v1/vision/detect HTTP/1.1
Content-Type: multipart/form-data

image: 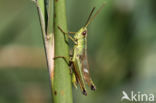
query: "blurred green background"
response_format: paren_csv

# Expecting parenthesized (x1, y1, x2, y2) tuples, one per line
(0, 0, 156, 103)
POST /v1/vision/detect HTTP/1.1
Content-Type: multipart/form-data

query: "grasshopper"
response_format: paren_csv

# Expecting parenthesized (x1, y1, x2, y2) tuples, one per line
(54, 4, 105, 96)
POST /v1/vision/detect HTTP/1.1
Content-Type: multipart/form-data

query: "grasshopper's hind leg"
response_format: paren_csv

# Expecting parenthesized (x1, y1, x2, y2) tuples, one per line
(83, 73, 96, 91)
(89, 79, 96, 91)
(84, 75, 96, 91)
(82, 69, 96, 91)
(54, 56, 78, 88)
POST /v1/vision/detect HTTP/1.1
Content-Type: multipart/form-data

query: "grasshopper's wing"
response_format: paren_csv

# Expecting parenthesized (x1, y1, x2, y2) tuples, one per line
(81, 52, 96, 91)
(72, 57, 87, 95)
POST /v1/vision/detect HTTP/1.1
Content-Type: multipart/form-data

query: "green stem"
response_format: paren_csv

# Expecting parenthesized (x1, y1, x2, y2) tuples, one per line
(53, 0, 73, 103)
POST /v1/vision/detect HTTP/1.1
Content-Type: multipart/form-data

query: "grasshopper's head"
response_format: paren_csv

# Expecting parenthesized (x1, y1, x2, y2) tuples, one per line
(76, 27, 88, 39)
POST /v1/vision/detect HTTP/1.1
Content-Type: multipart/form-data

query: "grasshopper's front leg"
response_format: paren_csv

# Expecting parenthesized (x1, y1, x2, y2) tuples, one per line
(57, 26, 77, 45)
(57, 26, 76, 35)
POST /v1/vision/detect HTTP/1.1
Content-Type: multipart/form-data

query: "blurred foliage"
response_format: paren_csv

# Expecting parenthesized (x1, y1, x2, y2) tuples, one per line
(0, 0, 156, 103)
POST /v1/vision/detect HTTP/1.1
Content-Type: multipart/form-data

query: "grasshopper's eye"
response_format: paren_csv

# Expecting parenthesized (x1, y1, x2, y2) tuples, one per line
(82, 30, 87, 36)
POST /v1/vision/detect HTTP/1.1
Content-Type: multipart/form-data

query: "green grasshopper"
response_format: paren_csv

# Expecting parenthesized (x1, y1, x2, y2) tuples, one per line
(55, 4, 105, 96)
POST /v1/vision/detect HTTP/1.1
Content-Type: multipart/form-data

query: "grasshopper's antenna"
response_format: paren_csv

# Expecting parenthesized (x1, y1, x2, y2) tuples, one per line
(84, 7, 96, 28)
(84, 3, 105, 27)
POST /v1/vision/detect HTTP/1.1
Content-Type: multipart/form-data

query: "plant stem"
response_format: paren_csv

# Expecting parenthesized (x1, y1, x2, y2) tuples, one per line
(34, 0, 54, 100)
(53, 0, 73, 103)
(34, 0, 73, 102)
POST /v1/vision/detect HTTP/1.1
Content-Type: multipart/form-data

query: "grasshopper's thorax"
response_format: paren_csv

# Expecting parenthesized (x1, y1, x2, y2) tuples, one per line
(73, 27, 88, 59)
